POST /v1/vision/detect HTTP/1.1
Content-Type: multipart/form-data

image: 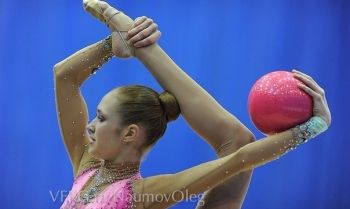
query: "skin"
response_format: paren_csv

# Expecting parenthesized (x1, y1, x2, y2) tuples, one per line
(54, 1, 331, 208)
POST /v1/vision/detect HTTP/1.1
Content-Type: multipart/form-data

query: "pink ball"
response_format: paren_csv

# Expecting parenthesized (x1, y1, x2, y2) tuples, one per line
(248, 71, 313, 135)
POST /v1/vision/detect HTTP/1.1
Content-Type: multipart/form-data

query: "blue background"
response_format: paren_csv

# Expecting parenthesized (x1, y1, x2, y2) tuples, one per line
(0, 0, 349, 208)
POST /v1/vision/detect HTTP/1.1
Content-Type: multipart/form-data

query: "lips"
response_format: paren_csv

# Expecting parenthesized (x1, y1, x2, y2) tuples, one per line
(88, 135, 96, 143)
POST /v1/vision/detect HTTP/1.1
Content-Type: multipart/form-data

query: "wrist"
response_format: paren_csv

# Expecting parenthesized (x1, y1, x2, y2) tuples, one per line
(88, 36, 114, 76)
(102, 35, 114, 57)
(291, 116, 328, 147)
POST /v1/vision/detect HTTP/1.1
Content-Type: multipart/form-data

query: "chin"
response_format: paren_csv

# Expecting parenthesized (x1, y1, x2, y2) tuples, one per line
(88, 146, 107, 160)
(88, 143, 120, 160)
(87, 145, 99, 157)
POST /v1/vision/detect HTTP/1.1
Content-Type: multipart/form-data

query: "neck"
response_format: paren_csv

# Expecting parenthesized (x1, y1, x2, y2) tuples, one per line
(101, 160, 140, 169)
(103, 145, 142, 166)
(98, 159, 140, 181)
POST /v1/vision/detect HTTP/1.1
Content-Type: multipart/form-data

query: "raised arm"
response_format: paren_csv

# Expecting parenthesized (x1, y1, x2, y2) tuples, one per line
(53, 36, 114, 176)
(54, 28, 159, 177)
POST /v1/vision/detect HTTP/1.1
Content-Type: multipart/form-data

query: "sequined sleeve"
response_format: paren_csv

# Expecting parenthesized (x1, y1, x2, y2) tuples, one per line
(54, 35, 114, 86)
(54, 35, 113, 178)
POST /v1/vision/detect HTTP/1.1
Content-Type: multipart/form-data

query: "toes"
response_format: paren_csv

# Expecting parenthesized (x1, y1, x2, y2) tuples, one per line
(83, 0, 109, 22)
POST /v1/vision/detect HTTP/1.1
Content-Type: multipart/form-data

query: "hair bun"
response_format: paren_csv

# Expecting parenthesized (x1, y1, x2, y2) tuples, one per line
(159, 91, 181, 122)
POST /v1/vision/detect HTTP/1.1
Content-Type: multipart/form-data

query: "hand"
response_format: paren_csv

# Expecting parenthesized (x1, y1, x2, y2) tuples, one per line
(110, 16, 161, 58)
(292, 69, 332, 126)
(126, 16, 161, 48)
(83, 0, 160, 57)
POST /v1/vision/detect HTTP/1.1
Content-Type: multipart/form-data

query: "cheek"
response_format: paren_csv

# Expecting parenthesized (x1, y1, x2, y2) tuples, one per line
(96, 139, 121, 160)
(98, 136, 120, 150)
(96, 122, 118, 140)
(94, 123, 122, 158)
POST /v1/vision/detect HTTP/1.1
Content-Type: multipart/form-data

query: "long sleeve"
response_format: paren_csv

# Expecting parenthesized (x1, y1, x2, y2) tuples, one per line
(53, 36, 113, 176)
(54, 36, 113, 86)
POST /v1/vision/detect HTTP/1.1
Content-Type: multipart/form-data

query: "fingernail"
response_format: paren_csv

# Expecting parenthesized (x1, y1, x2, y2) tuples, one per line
(134, 43, 140, 47)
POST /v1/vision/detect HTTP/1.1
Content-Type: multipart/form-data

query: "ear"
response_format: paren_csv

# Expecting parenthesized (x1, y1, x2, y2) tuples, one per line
(121, 124, 139, 143)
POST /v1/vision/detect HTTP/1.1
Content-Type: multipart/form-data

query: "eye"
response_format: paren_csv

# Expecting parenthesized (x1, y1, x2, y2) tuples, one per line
(97, 115, 105, 122)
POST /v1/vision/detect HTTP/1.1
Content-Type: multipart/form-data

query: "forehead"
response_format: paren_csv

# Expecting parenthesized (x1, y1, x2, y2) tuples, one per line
(97, 92, 119, 114)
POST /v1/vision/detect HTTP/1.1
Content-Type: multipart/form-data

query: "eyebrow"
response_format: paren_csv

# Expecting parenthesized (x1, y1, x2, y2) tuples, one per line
(97, 109, 105, 115)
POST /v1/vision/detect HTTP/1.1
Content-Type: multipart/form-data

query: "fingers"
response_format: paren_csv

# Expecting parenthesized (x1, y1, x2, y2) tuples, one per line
(297, 83, 321, 100)
(128, 16, 148, 37)
(127, 23, 159, 47)
(298, 83, 331, 125)
(292, 70, 331, 126)
(127, 16, 153, 39)
(124, 16, 161, 47)
(292, 70, 325, 96)
(133, 31, 161, 47)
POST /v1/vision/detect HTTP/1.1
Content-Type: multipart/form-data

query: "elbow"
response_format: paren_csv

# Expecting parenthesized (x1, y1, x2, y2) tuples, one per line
(234, 147, 252, 173)
(53, 63, 63, 79)
(232, 140, 258, 174)
(226, 147, 250, 175)
(53, 63, 80, 86)
(53, 62, 69, 80)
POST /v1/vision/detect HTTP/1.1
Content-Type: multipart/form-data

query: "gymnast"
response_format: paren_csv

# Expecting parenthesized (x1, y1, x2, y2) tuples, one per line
(54, 0, 331, 208)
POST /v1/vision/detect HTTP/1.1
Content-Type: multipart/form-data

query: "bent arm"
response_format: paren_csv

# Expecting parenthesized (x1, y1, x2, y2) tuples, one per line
(53, 36, 113, 176)
(135, 45, 249, 150)
(135, 127, 317, 209)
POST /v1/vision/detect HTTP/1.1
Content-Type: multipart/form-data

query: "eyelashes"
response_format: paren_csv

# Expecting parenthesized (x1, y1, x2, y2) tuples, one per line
(96, 114, 105, 122)
(98, 116, 105, 122)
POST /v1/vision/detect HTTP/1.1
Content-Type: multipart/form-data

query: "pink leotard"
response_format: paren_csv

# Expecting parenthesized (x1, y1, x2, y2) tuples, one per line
(60, 169, 141, 209)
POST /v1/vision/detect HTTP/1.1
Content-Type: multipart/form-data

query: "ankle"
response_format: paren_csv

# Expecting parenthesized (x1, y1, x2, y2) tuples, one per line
(111, 31, 134, 58)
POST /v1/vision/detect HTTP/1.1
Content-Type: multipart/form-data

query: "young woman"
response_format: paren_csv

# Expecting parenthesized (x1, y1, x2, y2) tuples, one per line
(54, 0, 331, 208)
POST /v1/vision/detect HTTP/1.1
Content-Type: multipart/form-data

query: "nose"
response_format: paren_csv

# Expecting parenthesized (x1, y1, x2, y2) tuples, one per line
(86, 123, 95, 135)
